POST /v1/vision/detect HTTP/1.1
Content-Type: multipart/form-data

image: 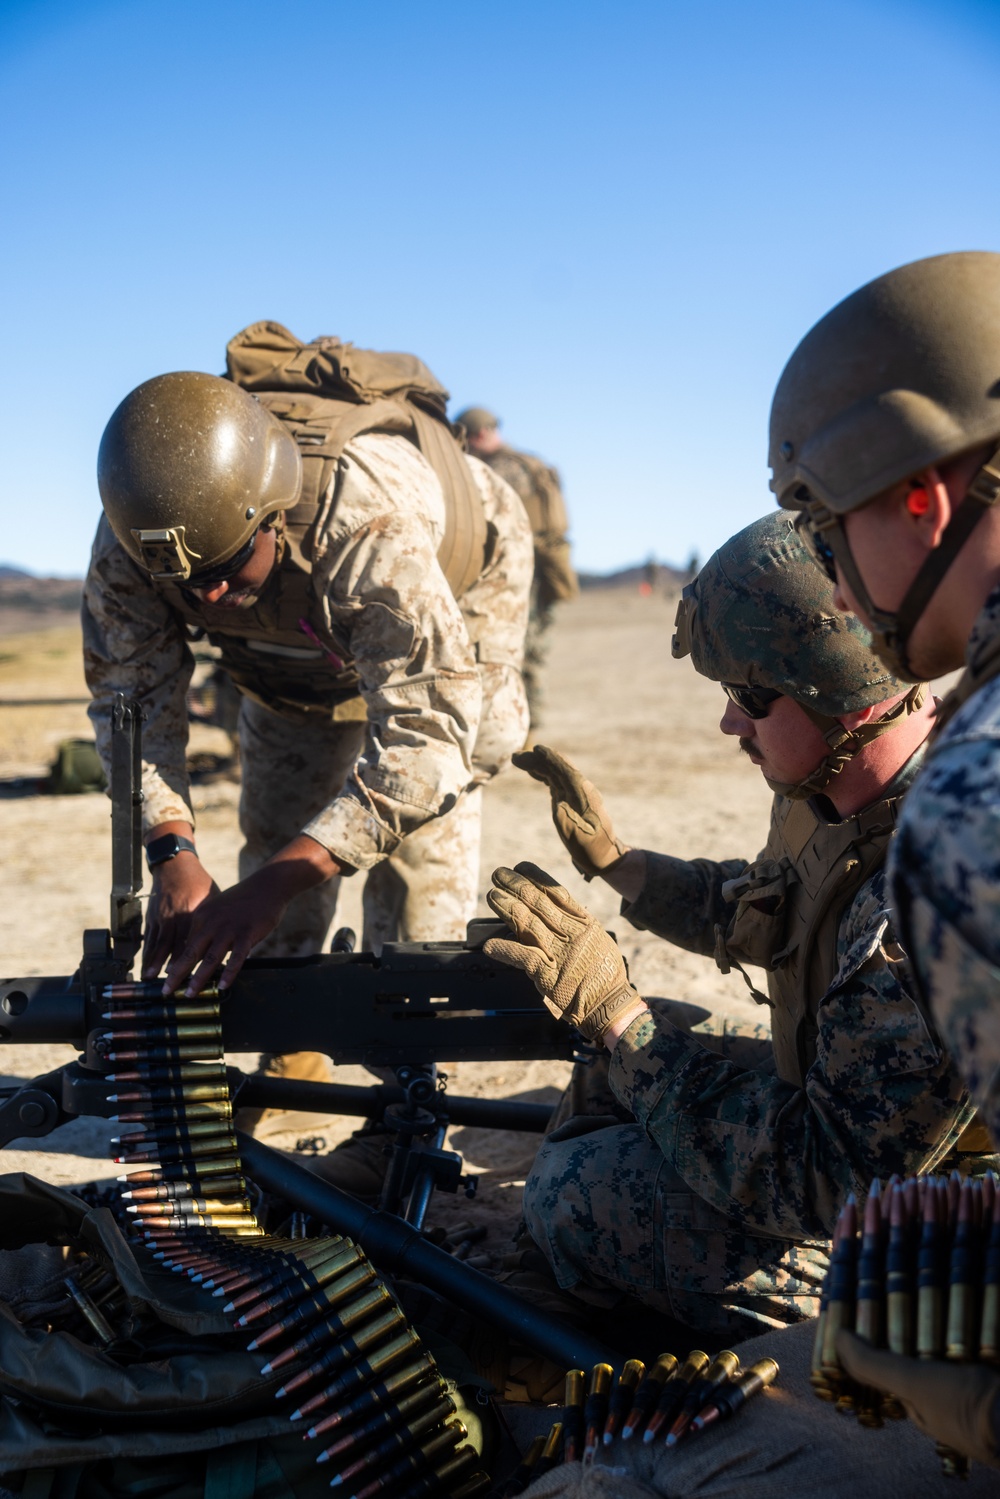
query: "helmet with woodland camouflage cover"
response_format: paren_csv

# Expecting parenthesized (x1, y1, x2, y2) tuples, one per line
(97, 372, 302, 582)
(672, 512, 926, 798)
(768, 252, 1000, 678)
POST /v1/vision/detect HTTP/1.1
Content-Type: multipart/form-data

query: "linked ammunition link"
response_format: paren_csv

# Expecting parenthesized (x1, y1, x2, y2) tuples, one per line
(8, 1247, 137, 1348)
(500, 1350, 779, 1494)
(811, 1170, 1000, 1479)
(97, 980, 491, 1498)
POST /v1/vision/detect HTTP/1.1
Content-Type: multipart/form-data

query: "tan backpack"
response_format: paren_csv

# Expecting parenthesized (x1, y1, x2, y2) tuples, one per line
(226, 323, 487, 599)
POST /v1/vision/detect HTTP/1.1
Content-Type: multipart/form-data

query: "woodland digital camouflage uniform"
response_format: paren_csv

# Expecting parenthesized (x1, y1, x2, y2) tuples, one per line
(890, 583, 1000, 1150)
(478, 446, 576, 727)
(527, 863, 983, 1343)
(83, 432, 532, 950)
(525, 855, 978, 1339)
(522, 511, 980, 1336)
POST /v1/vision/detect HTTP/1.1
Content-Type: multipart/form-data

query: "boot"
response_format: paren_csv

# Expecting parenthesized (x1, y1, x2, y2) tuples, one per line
(301, 1126, 391, 1203)
(470, 1242, 598, 1404)
(234, 1050, 338, 1137)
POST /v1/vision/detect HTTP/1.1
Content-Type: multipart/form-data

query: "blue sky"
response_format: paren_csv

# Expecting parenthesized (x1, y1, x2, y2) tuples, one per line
(2, 0, 999, 577)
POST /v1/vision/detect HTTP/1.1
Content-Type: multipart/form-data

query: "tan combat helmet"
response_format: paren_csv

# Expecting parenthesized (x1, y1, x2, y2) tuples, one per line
(97, 372, 302, 582)
(454, 406, 499, 437)
(672, 512, 925, 799)
(769, 251, 1000, 678)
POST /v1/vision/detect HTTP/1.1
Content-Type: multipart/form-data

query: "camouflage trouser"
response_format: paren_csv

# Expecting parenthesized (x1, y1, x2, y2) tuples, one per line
(525, 1001, 829, 1342)
(523, 585, 555, 730)
(237, 697, 482, 956)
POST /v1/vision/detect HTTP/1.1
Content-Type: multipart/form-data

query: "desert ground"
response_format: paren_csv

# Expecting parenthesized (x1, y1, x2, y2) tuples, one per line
(0, 587, 773, 1248)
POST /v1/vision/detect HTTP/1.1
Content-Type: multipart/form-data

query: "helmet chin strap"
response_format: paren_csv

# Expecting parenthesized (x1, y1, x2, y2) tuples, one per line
(763, 683, 928, 800)
(807, 445, 1000, 681)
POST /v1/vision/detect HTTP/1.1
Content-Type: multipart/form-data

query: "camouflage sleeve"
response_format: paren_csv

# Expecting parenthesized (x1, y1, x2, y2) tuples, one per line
(302, 435, 483, 869)
(81, 516, 196, 833)
(458, 457, 533, 670)
(485, 450, 537, 524)
(610, 867, 975, 1240)
(622, 850, 750, 956)
(889, 712, 1000, 1144)
(458, 457, 532, 780)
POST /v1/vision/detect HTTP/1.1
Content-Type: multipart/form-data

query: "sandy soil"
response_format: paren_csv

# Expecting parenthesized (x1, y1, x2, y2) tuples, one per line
(0, 590, 772, 1247)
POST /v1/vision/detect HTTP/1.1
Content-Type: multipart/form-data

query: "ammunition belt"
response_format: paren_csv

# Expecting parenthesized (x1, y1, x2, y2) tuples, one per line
(94, 980, 490, 1499)
(811, 1169, 1000, 1479)
(502, 1350, 779, 1493)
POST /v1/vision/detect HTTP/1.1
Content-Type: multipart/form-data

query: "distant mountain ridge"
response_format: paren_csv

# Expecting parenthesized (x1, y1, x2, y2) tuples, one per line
(578, 560, 692, 590)
(0, 559, 692, 625)
(0, 568, 83, 627)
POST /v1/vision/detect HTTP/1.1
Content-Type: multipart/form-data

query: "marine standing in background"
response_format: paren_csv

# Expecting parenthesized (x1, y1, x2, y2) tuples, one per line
(457, 407, 577, 732)
(83, 323, 532, 1130)
(770, 249, 1000, 1465)
(484, 512, 987, 1343)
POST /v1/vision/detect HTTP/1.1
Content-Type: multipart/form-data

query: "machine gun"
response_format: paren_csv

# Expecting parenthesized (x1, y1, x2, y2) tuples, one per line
(0, 698, 616, 1371)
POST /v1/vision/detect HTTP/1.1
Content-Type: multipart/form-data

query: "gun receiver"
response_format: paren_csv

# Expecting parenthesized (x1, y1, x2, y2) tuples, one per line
(0, 937, 573, 1067)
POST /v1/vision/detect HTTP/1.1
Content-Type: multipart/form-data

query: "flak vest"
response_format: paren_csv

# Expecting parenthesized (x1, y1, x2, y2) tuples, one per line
(152, 324, 490, 722)
(718, 782, 994, 1157)
(715, 792, 902, 1089)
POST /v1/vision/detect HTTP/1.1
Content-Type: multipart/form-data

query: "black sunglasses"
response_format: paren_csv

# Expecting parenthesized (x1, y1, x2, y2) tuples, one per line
(722, 682, 781, 719)
(187, 529, 259, 590)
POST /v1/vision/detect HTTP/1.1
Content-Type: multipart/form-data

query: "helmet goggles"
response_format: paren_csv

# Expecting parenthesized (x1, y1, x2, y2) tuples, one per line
(186, 528, 259, 590)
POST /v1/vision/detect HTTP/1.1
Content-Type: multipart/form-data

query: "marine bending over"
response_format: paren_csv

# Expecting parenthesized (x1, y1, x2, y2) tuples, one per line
(83, 324, 532, 1139)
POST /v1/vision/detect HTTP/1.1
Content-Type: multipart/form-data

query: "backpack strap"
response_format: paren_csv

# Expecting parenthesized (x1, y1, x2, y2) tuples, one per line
(230, 326, 487, 598)
(409, 405, 488, 598)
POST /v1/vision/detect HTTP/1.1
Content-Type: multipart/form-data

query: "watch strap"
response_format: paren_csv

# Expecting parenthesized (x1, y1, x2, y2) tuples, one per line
(146, 834, 198, 869)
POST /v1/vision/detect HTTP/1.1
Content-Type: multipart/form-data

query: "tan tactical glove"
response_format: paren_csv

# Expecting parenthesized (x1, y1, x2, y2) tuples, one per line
(837, 1331, 1000, 1468)
(512, 745, 627, 881)
(484, 862, 644, 1043)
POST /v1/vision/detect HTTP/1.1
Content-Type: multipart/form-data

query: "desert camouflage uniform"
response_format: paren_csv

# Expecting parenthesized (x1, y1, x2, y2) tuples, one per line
(526, 775, 980, 1340)
(890, 584, 1000, 1147)
(479, 445, 576, 728)
(83, 434, 532, 951)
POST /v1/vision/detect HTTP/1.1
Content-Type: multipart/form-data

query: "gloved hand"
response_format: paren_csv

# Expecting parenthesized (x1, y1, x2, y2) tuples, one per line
(484, 862, 644, 1043)
(837, 1331, 1000, 1468)
(512, 745, 627, 880)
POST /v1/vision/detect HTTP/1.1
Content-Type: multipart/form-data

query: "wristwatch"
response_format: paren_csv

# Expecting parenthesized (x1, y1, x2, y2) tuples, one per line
(145, 833, 198, 870)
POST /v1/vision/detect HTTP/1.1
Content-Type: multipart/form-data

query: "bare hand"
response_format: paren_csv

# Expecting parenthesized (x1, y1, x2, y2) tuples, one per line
(159, 835, 343, 995)
(143, 856, 218, 980)
(160, 869, 295, 996)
